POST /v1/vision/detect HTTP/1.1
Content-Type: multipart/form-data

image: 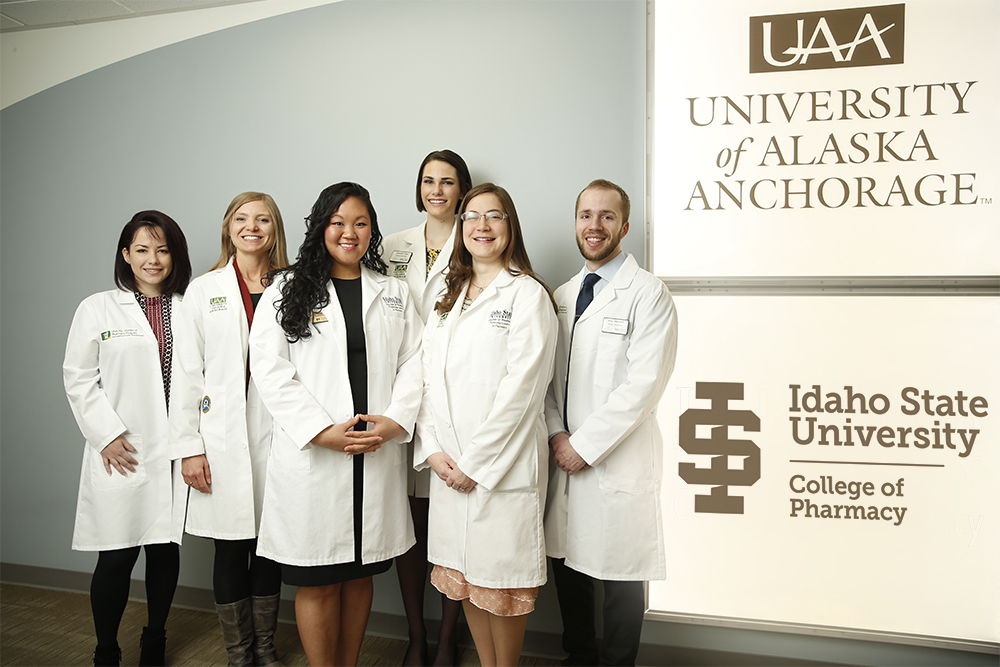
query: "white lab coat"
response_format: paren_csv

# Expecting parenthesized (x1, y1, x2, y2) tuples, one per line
(168, 260, 272, 539)
(543, 254, 678, 581)
(63, 289, 187, 551)
(415, 270, 557, 588)
(249, 268, 421, 566)
(382, 222, 455, 321)
(382, 222, 456, 497)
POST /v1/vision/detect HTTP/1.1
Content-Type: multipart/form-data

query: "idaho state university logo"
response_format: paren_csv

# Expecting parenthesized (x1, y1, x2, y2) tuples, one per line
(678, 382, 761, 514)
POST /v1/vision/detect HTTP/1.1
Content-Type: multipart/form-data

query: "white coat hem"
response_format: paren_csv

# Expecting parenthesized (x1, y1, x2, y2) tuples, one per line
(184, 527, 258, 541)
(562, 558, 665, 583)
(258, 540, 414, 568)
(72, 536, 183, 551)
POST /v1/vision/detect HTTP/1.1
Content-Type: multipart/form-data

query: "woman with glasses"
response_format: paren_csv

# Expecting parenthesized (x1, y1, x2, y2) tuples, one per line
(63, 211, 192, 666)
(250, 182, 422, 667)
(169, 192, 289, 666)
(382, 149, 472, 666)
(416, 183, 557, 667)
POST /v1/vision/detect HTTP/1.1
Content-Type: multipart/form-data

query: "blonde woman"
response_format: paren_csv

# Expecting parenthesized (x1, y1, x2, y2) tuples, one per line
(169, 192, 289, 665)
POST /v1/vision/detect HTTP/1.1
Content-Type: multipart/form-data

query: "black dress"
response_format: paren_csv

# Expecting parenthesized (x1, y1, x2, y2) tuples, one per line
(281, 277, 393, 587)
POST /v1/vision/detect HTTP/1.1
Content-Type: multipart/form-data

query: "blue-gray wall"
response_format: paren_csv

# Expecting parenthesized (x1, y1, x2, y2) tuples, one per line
(2, 2, 993, 665)
(0, 0, 643, 642)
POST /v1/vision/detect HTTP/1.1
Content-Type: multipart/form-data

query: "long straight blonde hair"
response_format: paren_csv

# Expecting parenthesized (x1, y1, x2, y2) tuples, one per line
(209, 192, 290, 272)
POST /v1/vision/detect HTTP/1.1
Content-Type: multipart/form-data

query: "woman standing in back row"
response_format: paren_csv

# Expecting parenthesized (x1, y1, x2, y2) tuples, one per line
(382, 149, 472, 666)
(169, 192, 289, 666)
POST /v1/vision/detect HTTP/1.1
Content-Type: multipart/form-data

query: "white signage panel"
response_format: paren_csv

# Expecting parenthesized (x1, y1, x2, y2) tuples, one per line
(653, 295, 999, 643)
(652, 0, 999, 277)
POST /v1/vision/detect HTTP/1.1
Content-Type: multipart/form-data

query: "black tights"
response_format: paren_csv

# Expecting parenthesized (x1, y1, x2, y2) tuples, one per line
(91, 543, 180, 647)
(212, 538, 282, 604)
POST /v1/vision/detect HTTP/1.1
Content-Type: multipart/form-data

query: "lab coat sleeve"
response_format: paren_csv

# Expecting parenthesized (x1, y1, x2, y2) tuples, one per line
(571, 285, 678, 466)
(63, 295, 127, 451)
(168, 283, 208, 460)
(543, 286, 570, 439)
(456, 284, 558, 490)
(413, 316, 443, 470)
(248, 286, 335, 449)
(544, 373, 565, 441)
(381, 291, 423, 442)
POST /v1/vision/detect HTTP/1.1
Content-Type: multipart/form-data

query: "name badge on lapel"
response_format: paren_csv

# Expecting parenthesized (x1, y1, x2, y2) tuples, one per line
(389, 250, 412, 263)
(602, 317, 629, 335)
(310, 312, 329, 323)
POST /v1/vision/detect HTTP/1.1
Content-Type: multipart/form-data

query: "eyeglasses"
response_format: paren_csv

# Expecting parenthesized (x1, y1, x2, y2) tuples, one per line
(460, 210, 508, 224)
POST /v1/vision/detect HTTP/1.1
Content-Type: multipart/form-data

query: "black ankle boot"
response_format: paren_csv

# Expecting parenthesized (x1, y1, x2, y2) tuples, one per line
(93, 643, 121, 666)
(138, 626, 166, 666)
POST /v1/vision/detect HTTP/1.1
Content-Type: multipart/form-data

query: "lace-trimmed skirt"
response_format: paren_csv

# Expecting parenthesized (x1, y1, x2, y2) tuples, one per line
(431, 565, 537, 617)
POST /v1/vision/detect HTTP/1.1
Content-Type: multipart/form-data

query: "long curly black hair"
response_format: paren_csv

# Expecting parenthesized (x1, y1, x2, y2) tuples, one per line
(272, 182, 387, 342)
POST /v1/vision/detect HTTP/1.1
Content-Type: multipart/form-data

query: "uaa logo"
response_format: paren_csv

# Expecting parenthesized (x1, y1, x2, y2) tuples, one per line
(750, 4, 904, 73)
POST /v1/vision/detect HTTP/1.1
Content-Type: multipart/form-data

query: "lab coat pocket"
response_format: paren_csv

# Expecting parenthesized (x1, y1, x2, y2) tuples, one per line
(593, 336, 628, 388)
(596, 435, 657, 494)
(489, 449, 537, 493)
(387, 439, 405, 467)
(472, 490, 540, 575)
(198, 388, 227, 453)
(89, 434, 147, 490)
(269, 426, 312, 472)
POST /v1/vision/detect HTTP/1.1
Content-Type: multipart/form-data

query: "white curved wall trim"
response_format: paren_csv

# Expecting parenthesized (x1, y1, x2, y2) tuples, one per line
(0, 0, 342, 109)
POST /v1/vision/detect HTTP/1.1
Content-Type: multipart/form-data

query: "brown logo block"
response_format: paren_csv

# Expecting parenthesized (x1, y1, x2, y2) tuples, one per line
(679, 382, 761, 514)
(750, 3, 905, 73)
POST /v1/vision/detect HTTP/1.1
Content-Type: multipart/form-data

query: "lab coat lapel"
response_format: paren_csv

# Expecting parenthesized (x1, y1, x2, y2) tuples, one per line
(459, 269, 512, 317)
(117, 289, 156, 339)
(426, 224, 457, 284)
(398, 225, 424, 266)
(221, 260, 251, 367)
(433, 285, 469, 455)
(360, 268, 385, 321)
(437, 282, 465, 364)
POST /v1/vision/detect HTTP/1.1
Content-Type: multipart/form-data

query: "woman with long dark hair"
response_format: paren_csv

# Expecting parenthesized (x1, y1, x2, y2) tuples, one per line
(382, 149, 472, 666)
(416, 183, 557, 666)
(63, 211, 192, 666)
(250, 182, 423, 666)
(169, 192, 289, 665)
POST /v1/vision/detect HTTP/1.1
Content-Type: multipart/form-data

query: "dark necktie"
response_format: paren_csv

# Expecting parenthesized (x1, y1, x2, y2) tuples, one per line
(565, 272, 602, 430)
(575, 273, 601, 322)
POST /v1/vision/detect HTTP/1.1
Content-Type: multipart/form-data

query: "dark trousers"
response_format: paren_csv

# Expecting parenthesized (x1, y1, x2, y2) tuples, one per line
(550, 558, 645, 666)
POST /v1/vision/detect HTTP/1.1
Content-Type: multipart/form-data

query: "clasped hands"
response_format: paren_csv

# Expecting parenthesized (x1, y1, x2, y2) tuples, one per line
(314, 414, 402, 455)
(550, 432, 590, 475)
(427, 452, 477, 493)
(181, 414, 403, 495)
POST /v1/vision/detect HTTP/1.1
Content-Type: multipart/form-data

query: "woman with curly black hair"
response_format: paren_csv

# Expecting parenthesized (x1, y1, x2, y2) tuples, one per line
(249, 182, 423, 666)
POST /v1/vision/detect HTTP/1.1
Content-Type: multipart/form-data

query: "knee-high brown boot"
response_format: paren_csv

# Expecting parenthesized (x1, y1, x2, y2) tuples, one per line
(216, 598, 254, 666)
(250, 594, 283, 666)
